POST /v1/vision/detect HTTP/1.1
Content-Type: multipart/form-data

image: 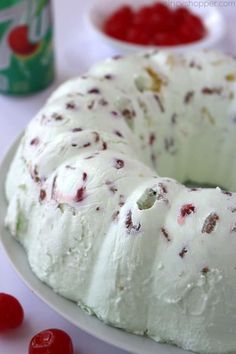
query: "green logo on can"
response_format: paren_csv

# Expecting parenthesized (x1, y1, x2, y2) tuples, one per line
(0, 0, 55, 95)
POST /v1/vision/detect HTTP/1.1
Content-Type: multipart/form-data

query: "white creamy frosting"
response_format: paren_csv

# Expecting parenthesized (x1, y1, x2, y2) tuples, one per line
(5, 50, 236, 353)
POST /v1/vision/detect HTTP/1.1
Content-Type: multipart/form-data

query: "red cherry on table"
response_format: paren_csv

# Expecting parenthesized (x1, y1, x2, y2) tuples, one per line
(8, 24, 39, 56)
(0, 293, 24, 331)
(29, 328, 74, 354)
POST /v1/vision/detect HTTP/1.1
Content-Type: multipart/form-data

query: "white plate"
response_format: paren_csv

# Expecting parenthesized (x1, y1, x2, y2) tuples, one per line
(0, 136, 191, 354)
(86, 0, 226, 54)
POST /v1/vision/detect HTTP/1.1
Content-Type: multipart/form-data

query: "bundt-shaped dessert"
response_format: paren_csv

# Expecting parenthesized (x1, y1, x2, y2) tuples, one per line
(5, 50, 236, 353)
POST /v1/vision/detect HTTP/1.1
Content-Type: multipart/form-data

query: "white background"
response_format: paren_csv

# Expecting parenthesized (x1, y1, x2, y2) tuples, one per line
(0, 1, 235, 353)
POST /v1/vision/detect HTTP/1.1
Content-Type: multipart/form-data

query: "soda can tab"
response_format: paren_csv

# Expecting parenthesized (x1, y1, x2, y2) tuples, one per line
(0, 0, 55, 95)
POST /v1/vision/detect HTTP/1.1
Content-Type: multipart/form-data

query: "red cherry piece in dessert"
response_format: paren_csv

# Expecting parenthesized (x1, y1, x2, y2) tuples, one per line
(180, 203, 196, 217)
(8, 25, 39, 56)
(74, 187, 86, 202)
(82, 172, 88, 182)
(114, 158, 124, 169)
(103, 2, 206, 46)
(0, 293, 24, 331)
(30, 137, 40, 146)
(178, 204, 196, 225)
(29, 328, 73, 354)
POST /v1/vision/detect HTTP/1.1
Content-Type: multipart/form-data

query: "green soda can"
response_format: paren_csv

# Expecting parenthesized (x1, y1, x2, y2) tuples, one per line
(0, 0, 55, 95)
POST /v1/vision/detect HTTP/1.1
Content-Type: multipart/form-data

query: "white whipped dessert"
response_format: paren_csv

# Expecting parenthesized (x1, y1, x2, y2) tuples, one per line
(5, 50, 236, 353)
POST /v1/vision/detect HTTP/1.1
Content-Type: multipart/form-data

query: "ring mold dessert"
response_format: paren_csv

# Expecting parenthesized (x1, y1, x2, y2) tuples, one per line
(5, 50, 236, 354)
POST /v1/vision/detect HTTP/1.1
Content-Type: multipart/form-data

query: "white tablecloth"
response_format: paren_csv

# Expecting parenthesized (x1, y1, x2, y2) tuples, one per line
(0, 1, 235, 353)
